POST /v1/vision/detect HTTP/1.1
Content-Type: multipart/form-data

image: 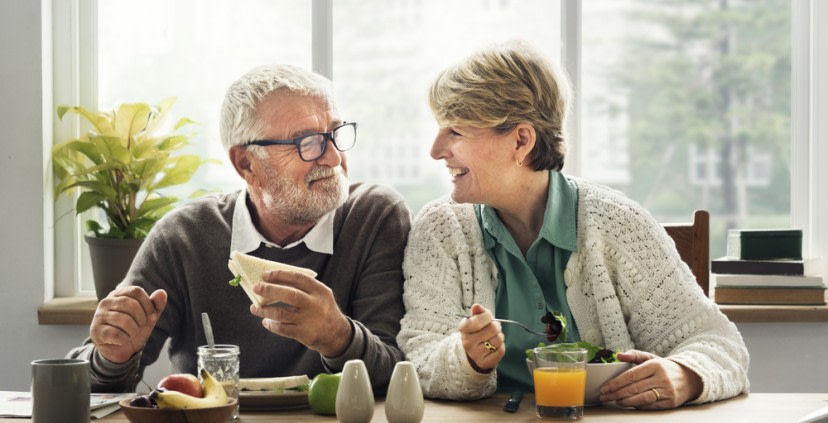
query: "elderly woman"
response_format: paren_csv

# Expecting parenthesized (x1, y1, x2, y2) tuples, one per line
(397, 41, 749, 409)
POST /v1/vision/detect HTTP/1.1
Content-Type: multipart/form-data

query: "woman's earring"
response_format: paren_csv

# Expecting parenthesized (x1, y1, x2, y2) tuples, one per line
(516, 158, 523, 167)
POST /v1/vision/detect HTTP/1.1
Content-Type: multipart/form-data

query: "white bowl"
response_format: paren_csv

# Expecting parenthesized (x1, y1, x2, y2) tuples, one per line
(526, 358, 633, 406)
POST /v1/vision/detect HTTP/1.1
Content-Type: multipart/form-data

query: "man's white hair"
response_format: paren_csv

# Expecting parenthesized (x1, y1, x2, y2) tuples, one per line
(219, 64, 333, 153)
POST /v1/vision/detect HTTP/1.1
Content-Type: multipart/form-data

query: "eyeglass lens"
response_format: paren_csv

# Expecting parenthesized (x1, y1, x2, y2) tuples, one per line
(298, 123, 356, 161)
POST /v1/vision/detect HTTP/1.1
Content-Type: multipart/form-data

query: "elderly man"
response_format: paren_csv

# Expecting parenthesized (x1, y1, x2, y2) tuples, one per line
(68, 64, 412, 393)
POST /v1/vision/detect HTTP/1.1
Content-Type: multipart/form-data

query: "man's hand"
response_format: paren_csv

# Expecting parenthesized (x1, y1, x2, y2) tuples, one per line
(90, 286, 167, 364)
(458, 304, 505, 373)
(250, 269, 353, 358)
(598, 350, 703, 410)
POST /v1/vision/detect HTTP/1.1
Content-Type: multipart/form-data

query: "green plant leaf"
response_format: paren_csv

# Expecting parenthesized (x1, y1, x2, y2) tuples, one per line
(158, 135, 190, 152)
(56, 105, 71, 120)
(67, 180, 118, 199)
(53, 99, 209, 239)
(86, 220, 105, 237)
(53, 176, 78, 198)
(134, 160, 168, 193)
(76, 191, 107, 214)
(136, 196, 178, 217)
(127, 217, 157, 239)
(58, 139, 97, 155)
(144, 97, 175, 135)
(131, 138, 160, 159)
(188, 188, 217, 199)
(57, 140, 105, 165)
(151, 155, 202, 190)
(92, 135, 132, 165)
(58, 105, 115, 135)
(102, 224, 127, 239)
(173, 117, 197, 131)
(72, 162, 126, 179)
(113, 103, 152, 141)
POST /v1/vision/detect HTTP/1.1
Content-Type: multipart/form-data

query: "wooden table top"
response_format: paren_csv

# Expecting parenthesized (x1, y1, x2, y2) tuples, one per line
(4, 392, 826, 422)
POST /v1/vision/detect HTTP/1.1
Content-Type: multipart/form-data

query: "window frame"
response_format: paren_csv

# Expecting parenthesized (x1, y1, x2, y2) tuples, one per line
(52, 0, 99, 297)
(50, 0, 826, 297)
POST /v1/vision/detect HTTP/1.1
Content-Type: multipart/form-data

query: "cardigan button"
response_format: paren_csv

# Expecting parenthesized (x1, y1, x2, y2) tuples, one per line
(563, 269, 573, 287)
(585, 329, 599, 343)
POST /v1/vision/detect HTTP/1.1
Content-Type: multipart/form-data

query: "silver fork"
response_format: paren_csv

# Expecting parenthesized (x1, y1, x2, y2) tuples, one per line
(454, 313, 548, 337)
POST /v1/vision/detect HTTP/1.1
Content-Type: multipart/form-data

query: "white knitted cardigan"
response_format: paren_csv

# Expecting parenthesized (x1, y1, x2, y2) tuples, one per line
(398, 178, 749, 403)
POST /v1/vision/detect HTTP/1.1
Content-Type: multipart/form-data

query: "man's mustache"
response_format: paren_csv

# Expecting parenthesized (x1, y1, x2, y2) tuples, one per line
(305, 165, 344, 184)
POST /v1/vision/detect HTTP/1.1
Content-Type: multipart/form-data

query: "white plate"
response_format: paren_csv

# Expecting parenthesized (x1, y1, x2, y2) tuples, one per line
(238, 390, 309, 411)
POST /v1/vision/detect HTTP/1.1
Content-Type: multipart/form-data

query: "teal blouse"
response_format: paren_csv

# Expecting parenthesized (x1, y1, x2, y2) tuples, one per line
(474, 170, 580, 393)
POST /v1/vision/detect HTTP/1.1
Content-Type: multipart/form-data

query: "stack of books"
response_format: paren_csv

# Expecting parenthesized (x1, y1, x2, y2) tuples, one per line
(712, 229, 825, 306)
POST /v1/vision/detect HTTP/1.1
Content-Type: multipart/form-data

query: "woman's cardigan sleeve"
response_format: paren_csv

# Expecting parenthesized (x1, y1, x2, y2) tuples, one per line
(397, 199, 499, 400)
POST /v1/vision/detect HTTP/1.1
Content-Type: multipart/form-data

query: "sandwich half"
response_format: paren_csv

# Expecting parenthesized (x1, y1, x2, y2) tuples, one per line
(227, 250, 317, 307)
(239, 374, 311, 392)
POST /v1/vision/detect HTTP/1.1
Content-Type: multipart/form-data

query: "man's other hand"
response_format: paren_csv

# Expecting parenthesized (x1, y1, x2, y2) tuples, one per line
(90, 286, 167, 363)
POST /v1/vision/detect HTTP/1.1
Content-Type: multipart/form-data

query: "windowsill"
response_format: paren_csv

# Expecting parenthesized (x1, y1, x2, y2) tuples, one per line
(37, 297, 828, 325)
(38, 297, 98, 325)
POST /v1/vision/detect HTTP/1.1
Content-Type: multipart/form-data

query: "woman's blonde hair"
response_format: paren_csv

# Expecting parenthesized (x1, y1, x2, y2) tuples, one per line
(429, 40, 571, 171)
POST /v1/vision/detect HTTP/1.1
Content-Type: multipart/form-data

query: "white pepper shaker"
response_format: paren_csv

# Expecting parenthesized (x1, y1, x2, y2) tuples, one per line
(385, 361, 424, 423)
(336, 359, 375, 423)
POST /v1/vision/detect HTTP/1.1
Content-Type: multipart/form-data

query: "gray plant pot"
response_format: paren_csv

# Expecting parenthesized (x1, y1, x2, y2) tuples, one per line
(85, 236, 143, 300)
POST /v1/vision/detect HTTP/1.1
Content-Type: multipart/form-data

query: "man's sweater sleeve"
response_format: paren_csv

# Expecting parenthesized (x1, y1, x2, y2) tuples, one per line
(321, 186, 412, 392)
(66, 338, 143, 393)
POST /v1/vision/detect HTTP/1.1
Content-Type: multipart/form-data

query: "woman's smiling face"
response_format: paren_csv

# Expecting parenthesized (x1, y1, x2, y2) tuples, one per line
(430, 125, 516, 205)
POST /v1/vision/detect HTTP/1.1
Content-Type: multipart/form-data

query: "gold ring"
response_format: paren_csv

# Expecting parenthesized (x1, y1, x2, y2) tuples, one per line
(483, 341, 497, 352)
(651, 388, 661, 401)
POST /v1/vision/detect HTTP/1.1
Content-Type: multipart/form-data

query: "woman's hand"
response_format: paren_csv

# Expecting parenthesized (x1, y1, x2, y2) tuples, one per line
(598, 350, 703, 409)
(459, 304, 505, 373)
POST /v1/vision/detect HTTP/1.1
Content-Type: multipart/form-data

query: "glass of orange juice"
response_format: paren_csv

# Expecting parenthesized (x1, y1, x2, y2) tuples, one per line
(532, 345, 587, 420)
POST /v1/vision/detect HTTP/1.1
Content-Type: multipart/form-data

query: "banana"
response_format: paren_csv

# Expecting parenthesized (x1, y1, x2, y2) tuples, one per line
(152, 369, 229, 410)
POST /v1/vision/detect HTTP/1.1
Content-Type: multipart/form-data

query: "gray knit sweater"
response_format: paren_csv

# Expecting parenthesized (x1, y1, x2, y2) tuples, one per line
(68, 182, 411, 393)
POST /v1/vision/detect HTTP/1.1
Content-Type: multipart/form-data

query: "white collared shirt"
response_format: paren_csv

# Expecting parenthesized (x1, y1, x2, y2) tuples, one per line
(229, 188, 335, 255)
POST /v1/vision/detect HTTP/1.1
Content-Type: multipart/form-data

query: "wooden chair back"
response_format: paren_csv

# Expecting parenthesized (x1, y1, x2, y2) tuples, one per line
(663, 210, 710, 297)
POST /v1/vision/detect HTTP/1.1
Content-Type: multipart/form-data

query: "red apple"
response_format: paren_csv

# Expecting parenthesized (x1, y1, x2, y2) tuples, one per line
(157, 373, 204, 398)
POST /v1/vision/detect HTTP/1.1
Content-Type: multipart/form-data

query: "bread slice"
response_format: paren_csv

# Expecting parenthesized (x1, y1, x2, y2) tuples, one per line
(228, 250, 317, 307)
(239, 374, 311, 391)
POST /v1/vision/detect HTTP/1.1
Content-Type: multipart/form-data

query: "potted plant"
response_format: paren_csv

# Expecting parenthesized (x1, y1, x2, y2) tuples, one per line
(53, 97, 210, 299)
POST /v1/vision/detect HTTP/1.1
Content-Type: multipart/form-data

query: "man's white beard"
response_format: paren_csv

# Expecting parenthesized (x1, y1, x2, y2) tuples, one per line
(260, 164, 349, 226)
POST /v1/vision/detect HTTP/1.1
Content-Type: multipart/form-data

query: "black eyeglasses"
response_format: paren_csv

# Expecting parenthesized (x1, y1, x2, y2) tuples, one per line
(246, 122, 357, 162)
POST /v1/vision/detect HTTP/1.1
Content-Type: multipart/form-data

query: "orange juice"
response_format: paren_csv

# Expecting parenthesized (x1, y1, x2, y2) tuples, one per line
(533, 367, 586, 407)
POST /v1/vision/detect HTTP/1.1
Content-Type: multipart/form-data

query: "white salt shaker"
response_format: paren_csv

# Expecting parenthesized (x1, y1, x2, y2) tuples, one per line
(336, 359, 375, 423)
(385, 361, 424, 423)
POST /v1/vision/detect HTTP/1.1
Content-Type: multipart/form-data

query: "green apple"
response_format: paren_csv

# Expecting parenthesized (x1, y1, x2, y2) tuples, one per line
(308, 372, 341, 415)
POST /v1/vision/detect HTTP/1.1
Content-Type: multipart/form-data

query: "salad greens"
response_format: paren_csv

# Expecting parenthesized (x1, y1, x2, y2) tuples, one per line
(285, 384, 309, 392)
(525, 341, 620, 364)
(229, 274, 242, 287)
(542, 311, 567, 342)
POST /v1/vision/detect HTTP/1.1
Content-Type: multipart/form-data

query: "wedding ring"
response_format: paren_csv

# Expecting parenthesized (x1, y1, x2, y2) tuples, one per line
(483, 341, 497, 352)
(651, 388, 661, 401)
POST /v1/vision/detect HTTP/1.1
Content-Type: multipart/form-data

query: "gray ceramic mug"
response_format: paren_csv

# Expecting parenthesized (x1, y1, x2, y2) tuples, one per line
(31, 358, 90, 423)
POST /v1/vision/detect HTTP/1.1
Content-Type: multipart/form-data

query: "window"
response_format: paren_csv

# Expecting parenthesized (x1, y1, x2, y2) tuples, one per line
(54, 0, 314, 296)
(332, 1, 561, 212)
(53, 0, 818, 296)
(97, 0, 312, 192)
(579, 0, 792, 259)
